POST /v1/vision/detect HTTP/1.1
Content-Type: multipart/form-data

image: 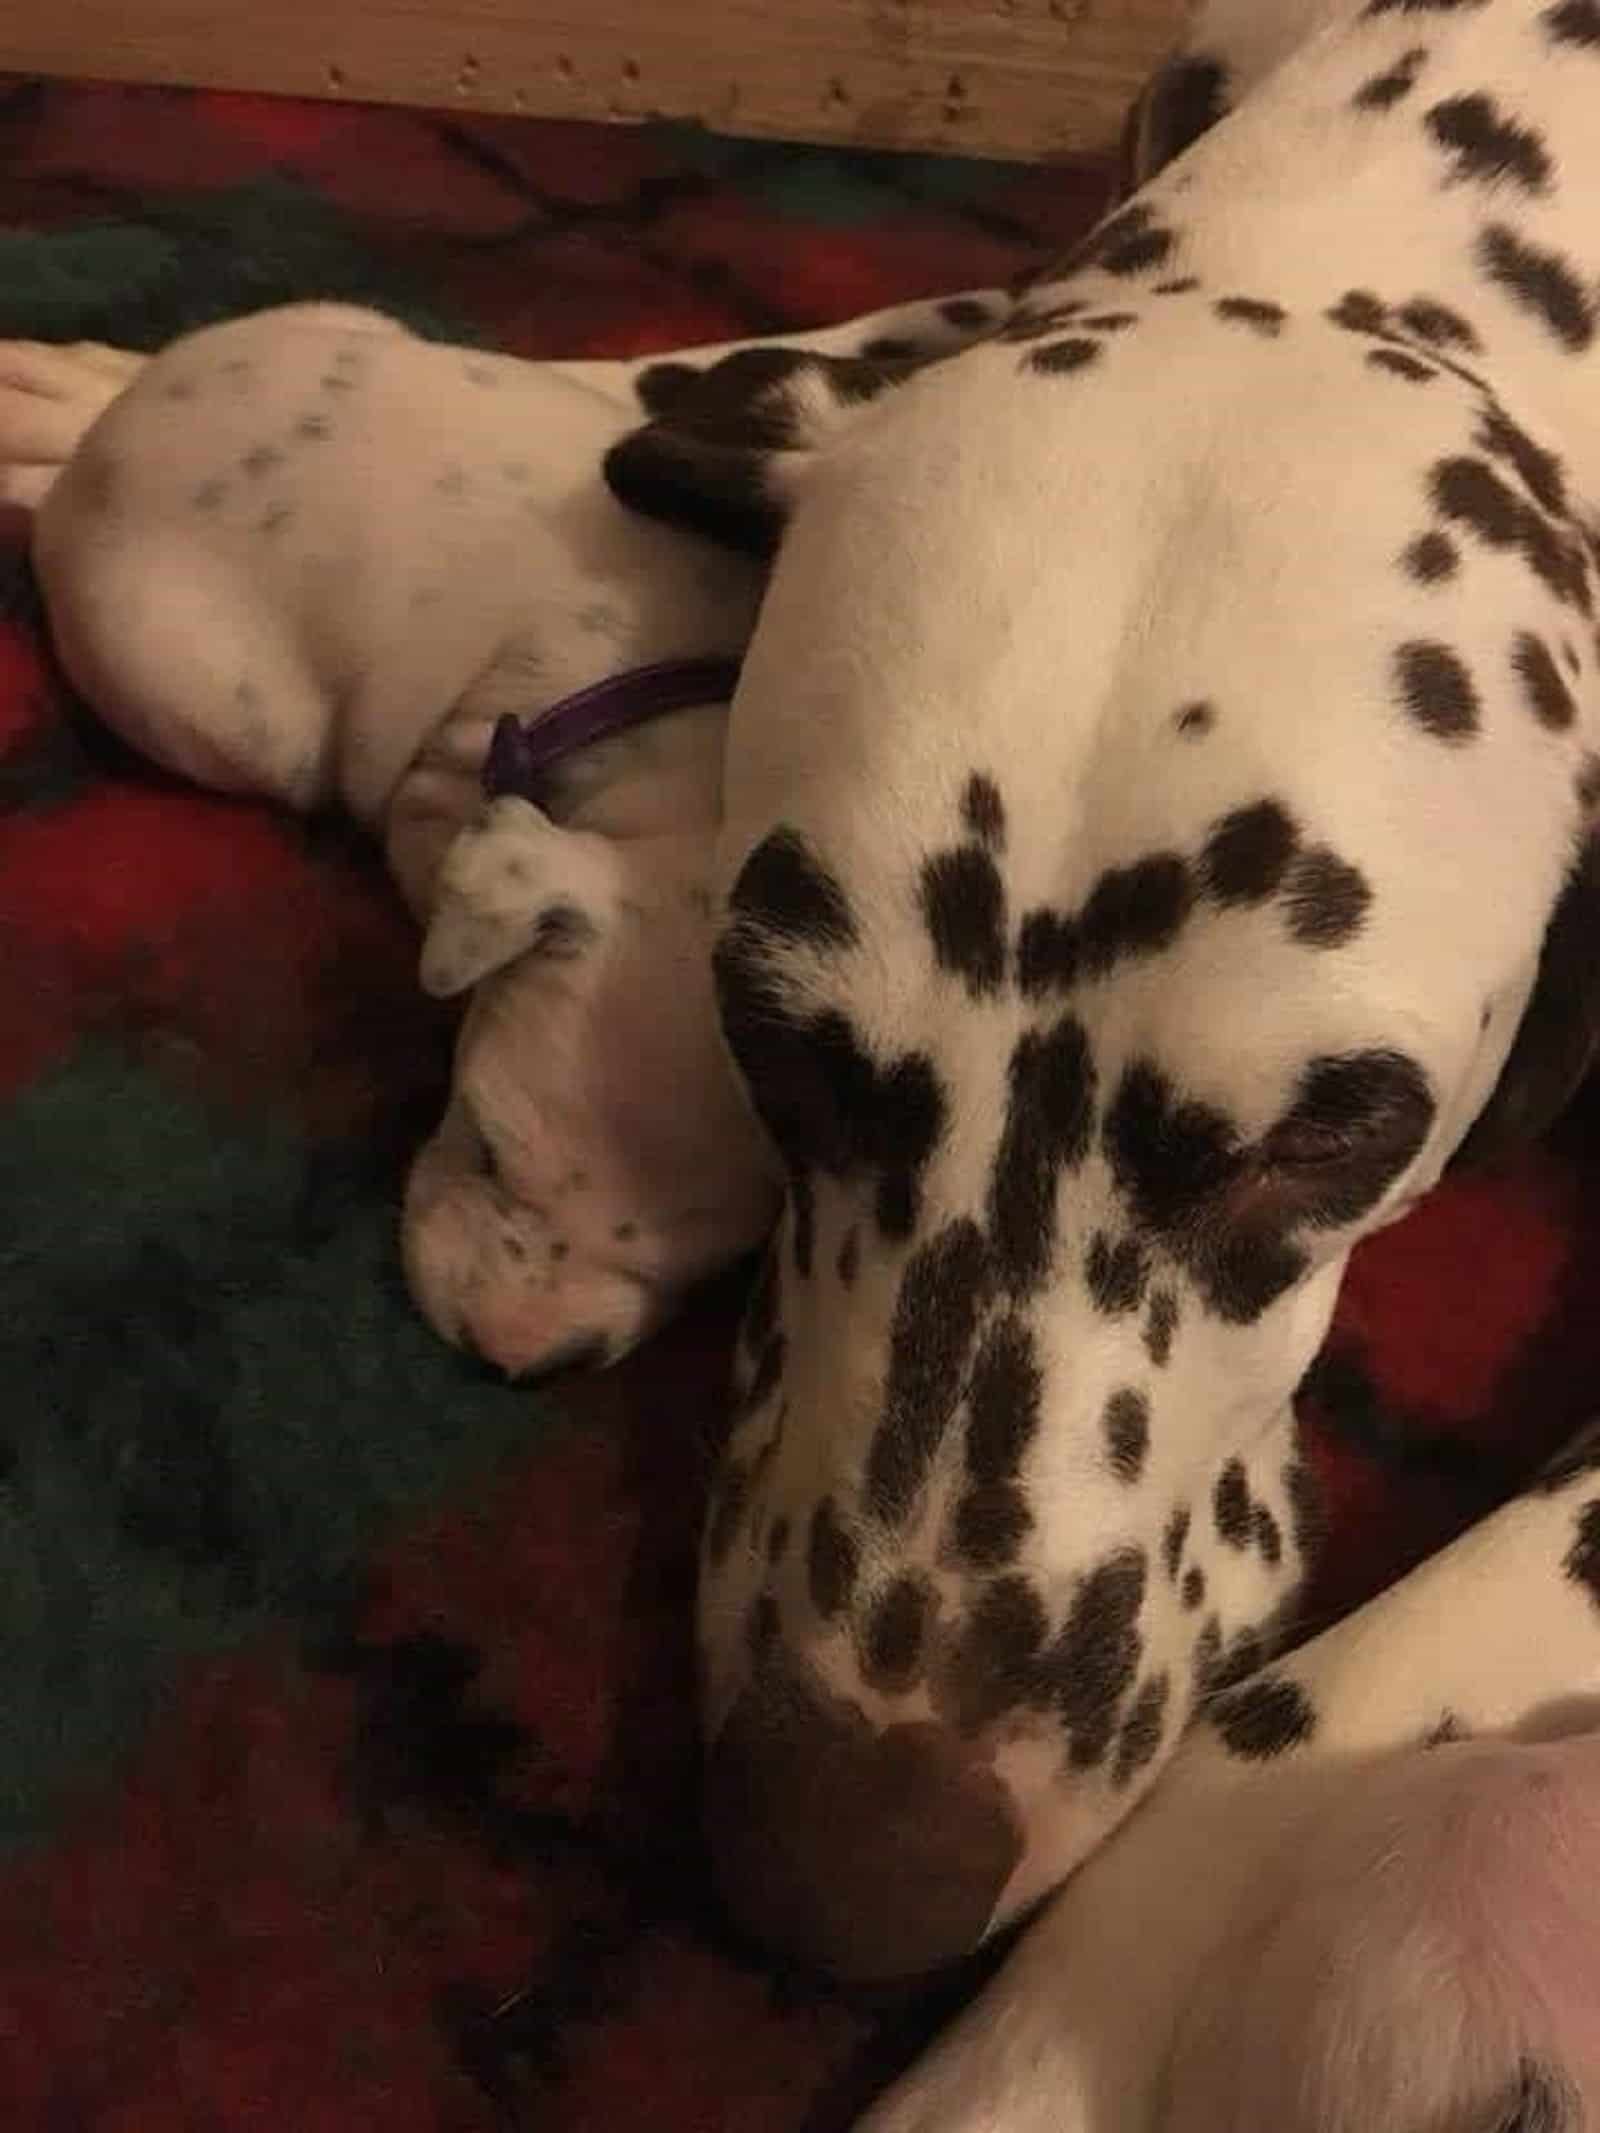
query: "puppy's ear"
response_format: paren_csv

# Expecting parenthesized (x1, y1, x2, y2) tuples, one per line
(419, 799, 604, 999)
(603, 345, 917, 559)
(1459, 832, 1600, 1160)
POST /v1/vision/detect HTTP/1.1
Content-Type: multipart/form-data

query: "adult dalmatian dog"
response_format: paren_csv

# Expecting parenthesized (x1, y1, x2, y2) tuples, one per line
(4, 0, 1600, 2118)
(593, 0, 1600, 2123)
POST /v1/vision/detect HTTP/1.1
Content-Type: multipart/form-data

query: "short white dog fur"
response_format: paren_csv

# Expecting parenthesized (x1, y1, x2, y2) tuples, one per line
(0, 292, 998, 1375)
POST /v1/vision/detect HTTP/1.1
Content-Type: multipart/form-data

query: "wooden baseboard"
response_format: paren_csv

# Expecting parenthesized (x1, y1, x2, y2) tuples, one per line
(0, 0, 1183, 162)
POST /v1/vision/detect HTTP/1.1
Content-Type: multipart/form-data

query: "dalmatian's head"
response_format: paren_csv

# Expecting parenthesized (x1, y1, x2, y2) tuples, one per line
(606, 286, 1600, 1981)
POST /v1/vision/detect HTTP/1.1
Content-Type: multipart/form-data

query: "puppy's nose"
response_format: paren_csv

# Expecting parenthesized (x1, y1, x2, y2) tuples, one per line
(704, 1654, 1023, 1982)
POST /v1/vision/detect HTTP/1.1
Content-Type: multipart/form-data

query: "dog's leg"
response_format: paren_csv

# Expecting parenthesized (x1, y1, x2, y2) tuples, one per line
(0, 340, 148, 524)
(860, 1441, 1600, 2133)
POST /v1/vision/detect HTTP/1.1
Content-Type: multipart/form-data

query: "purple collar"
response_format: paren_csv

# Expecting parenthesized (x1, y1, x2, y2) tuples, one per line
(483, 656, 742, 806)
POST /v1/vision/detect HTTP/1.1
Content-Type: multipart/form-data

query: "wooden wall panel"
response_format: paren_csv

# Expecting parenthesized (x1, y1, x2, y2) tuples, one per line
(0, 0, 1185, 162)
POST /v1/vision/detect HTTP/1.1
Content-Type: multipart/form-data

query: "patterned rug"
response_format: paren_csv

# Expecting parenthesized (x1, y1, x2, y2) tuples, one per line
(1, 72, 1597, 2130)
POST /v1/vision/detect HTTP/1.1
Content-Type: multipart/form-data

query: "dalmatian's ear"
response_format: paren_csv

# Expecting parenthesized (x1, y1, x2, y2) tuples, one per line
(1460, 833, 1600, 1159)
(419, 798, 605, 999)
(603, 345, 917, 559)
(1117, 48, 1232, 194)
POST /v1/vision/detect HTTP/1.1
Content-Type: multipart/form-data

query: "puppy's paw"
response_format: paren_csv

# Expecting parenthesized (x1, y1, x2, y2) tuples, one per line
(419, 797, 616, 997)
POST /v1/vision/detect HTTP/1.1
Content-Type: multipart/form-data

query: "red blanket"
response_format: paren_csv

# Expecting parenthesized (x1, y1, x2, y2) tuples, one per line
(1, 74, 1596, 2130)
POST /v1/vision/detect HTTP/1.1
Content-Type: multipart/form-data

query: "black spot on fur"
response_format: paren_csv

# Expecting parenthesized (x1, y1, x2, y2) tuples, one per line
(1175, 700, 1215, 736)
(1400, 297, 1481, 350)
(866, 1221, 994, 1524)
(1544, 0, 1600, 44)
(1191, 1616, 1223, 1696)
(1214, 1458, 1252, 1547)
(1215, 296, 1285, 335)
(1212, 1673, 1316, 1757)
(1479, 403, 1568, 511)
(1044, 1548, 1147, 1769)
(922, 846, 1008, 996)
(713, 945, 945, 1239)
(1145, 1287, 1179, 1367)
(1016, 909, 1080, 996)
(1284, 846, 1372, 948)
(1104, 1389, 1151, 1483)
(1353, 46, 1428, 108)
(989, 1018, 1097, 1294)
(767, 1516, 790, 1566)
(1080, 855, 1194, 975)
(1368, 347, 1437, 383)
(1153, 276, 1201, 295)
(1104, 1059, 1238, 1237)
(1565, 1497, 1600, 1606)
(1079, 202, 1179, 277)
(295, 412, 333, 442)
(941, 297, 992, 329)
(1425, 93, 1552, 195)
(942, 1574, 1046, 1732)
(1394, 639, 1481, 741)
(808, 1495, 860, 1618)
(1477, 223, 1595, 352)
(860, 335, 922, 362)
(1112, 1673, 1170, 1787)
(241, 444, 285, 477)
(1432, 455, 1590, 612)
(1513, 631, 1578, 728)
(1328, 289, 1389, 334)
(1579, 754, 1600, 811)
(1181, 1564, 1206, 1609)
(1080, 313, 1138, 334)
(1203, 800, 1299, 905)
(1086, 1232, 1150, 1316)
(1162, 1504, 1190, 1580)
(1404, 529, 1459, 583)
(1002, 297, 1087, 343)
(861, 1574, 937, 1690)
(635, 360, 702, 415)
(962, 773, 1006, 849)
(730, 828, 857, 950)
(1208, 1626, 1268, 1694)
(1027, 337, 1101, 377)
(1252, 1502, 1283, 1566)
(951, 1483, 1033, 1569)
(836, 1228, 860, 1288)
(965, 1315, 1043, 1485)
